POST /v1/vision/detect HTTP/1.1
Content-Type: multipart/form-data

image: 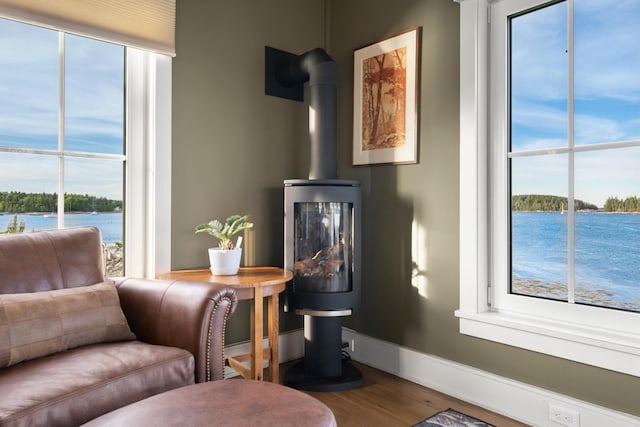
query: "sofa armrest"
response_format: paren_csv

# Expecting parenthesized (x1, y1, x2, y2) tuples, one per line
(113, 277, 237, 382)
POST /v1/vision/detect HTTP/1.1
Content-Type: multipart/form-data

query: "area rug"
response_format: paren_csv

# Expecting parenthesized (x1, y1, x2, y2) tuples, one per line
(412, 408, 496, 427)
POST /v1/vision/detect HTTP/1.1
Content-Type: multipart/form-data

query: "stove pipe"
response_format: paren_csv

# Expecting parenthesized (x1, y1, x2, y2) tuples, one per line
(275, 48, 337, 180)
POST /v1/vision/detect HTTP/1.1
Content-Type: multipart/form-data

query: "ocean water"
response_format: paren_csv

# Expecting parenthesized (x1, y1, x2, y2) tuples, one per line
(512, 212, 640, 308)
(1, 212, 123, 244)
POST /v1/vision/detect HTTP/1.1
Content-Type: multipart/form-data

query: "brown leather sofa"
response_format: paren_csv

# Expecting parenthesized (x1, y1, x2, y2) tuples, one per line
(0, 227, 237, 427)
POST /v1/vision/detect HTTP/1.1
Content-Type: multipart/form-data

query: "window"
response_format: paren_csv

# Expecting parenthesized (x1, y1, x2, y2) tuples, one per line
(0, 18, 125, 275)
(508, 0, 640, 312)
(0, 17, 172, 278)
(457, 0, 640, 377)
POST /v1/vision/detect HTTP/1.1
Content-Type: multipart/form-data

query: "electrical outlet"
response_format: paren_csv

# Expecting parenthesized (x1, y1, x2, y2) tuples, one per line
(548, 404, 580, 427)
(342, 338, 356, 352)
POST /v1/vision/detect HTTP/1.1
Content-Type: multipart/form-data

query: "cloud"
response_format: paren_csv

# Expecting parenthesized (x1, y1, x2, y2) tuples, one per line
(510, 145, 640, 208)
(512, 100, 639, 150)
(511, 154, 567, 198)
(0, 152, 123, 201)
(489, 1, 640, 212)
(0, 153, 59, 193)
(0, 19, 124, 199)
(65, 33, 124, 126)
(511, 0, 640, 103)
(64, 157, 123, 200)
(575, 148, 640, 206)
(510, 1, 567, 101)
(510, 100, 568, 153)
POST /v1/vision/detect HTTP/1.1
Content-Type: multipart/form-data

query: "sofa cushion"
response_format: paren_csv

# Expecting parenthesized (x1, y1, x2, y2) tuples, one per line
(0, 227, 105, 293)
(0, 341, 195, 427)
(0, 282, 135, 369)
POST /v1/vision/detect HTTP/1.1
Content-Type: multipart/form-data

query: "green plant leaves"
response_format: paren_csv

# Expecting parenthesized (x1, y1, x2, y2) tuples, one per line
(195, 214, 254, 250)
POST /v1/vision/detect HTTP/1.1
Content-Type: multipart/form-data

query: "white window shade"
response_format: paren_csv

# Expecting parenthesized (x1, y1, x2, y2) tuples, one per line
(0, 0, 175, 56)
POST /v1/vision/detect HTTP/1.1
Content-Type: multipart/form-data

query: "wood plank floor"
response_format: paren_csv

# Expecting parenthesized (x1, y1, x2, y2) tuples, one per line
(279, 361, 529, 427)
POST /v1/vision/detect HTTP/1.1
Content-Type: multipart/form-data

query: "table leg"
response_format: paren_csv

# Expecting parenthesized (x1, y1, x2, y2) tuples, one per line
(251, 287, 264, 381)
(267, 292, 279, 383)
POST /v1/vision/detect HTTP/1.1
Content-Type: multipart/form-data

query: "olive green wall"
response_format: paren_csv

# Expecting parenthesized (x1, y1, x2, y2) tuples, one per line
(328, 0, 638, 417)
(172, 0, 639, 416)
(171, 0, 325, 342)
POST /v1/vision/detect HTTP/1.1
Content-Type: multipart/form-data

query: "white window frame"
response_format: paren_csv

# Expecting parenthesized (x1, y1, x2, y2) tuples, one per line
(455, 0, 640, 377)
(125, 48, 171, 279)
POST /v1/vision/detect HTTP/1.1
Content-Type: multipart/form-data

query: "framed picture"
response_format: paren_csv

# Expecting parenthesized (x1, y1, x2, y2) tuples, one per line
(352, 27, 421, 166)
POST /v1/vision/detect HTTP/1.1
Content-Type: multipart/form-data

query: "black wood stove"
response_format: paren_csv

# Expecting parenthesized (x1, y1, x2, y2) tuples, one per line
(266, 46, 363, 391)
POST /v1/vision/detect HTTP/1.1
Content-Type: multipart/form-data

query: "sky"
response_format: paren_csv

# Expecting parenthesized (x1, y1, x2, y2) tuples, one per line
(509, 0, 640, 208)
(0, 18, 124, 201)
(1, 2, 639, 207)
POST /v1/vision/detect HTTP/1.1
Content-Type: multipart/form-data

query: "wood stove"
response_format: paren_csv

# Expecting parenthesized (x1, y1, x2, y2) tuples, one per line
(283, 179, 362, 391)
(266, 45, 363, 391)
(284, 179, 360, 313)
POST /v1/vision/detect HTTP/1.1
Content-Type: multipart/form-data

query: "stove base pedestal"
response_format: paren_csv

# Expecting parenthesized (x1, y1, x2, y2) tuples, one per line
(284, 358, 362, 392)
(284, 315, 362, 392)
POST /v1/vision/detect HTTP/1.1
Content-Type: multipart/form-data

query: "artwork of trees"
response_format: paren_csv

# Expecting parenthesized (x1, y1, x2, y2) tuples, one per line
(361, 46, 407, 151)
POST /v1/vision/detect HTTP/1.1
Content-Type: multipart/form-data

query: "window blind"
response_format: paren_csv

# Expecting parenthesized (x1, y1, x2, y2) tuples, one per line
(0, 0, 175, 56)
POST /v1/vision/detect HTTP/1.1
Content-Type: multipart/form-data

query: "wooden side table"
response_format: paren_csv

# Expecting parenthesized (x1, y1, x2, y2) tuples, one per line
(158, 267, 292, 383)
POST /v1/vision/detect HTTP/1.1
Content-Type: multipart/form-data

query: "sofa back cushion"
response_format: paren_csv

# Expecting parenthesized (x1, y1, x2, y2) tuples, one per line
(0, 227, 105, 294)
(0, 282, 135, 368)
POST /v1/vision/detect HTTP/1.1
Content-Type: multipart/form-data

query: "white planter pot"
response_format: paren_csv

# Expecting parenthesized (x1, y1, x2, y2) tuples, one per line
(208, 247, 242, 275)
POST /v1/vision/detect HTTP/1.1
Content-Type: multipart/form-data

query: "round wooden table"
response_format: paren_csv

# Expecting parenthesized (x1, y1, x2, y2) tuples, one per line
(158, 267, 292, 382)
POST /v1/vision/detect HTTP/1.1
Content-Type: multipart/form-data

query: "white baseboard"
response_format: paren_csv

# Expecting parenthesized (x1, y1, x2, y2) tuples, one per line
(225, 328, 639, 426)
(340, 328, 640, 427)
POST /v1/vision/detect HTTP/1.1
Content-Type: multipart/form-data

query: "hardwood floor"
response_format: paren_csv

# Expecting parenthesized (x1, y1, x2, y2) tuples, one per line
(279, 361, 529, 427)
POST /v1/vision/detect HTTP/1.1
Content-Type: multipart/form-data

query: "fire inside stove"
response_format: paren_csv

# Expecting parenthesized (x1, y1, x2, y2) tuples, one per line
(293, 202, 353, 293)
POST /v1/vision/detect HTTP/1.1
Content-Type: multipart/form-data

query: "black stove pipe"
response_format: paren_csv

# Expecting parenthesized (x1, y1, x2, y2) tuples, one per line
(276, 48, 337, 180)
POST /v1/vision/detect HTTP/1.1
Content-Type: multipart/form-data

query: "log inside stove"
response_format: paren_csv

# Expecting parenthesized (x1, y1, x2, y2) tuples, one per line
(294, 243, 349, 292)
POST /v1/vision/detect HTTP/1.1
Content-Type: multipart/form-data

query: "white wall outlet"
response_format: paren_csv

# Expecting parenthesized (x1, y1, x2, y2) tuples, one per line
(549, 404, 580, 427)
(342, 337, 356, 353)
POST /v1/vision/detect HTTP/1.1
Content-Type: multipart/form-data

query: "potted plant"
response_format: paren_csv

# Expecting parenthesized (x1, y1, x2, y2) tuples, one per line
(195, 214, 254, 275)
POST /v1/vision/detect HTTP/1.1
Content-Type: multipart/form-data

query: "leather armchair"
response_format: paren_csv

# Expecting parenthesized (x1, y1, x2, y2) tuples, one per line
(114, 277, 236, 382)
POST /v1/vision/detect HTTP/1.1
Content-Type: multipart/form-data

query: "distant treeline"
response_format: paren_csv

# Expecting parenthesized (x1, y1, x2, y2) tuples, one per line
(0, 191, 122, 213)
(512, 195, 597, 211)
(603, 196, 640, 213)
(513, 194, 640, 213)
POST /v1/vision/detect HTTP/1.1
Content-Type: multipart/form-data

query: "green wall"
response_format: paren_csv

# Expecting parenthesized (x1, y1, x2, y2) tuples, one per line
(171, 0, 324, 342)
(172, 0, 639, 416)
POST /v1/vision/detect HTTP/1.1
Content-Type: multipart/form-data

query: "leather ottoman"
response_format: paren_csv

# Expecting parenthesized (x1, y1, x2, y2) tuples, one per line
(81, 379, 337, 427)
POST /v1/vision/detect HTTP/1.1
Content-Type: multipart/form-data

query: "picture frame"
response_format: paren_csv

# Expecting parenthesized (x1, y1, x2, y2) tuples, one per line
(352, 27, 421, 166)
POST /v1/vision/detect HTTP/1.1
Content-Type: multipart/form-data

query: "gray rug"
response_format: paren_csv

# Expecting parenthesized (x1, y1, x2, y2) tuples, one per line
(412, 408, 496, 427)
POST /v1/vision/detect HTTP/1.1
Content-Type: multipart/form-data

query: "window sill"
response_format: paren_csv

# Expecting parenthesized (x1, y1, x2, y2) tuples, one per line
(455, 309, 640, 377)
